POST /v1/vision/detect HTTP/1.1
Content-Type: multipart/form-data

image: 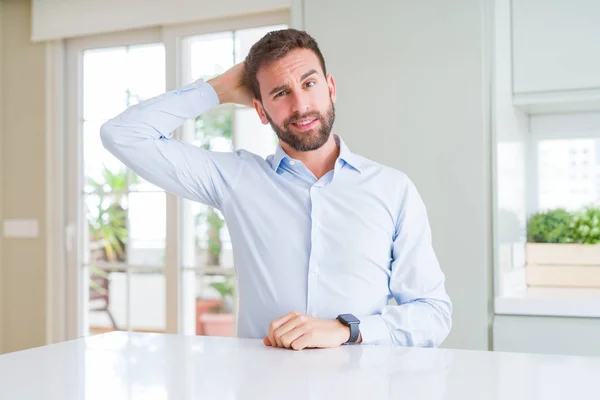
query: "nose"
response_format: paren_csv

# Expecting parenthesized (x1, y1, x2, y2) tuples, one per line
(291, 90, 310, 114)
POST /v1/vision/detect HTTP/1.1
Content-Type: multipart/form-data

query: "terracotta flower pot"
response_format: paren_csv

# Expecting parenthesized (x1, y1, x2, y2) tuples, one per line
(195, 299, 222, 335)
(199, 313, 235, 337)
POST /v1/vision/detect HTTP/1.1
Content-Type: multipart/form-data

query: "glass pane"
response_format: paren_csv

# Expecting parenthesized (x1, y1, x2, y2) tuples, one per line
(538, 139, 600, 211)
(181, 201, 233, 269)
(86, 194, 128, 265)
(128, 192, 166, 266)
(181, 270, 236, 337)
(83, 43, 165, 193)
(194, 108, 234, 150)
(130, 271, 166, 333)
(187, 31, 234, 81)
(83, 47, 129, 121)
(84, 125, 162, 194)
(234, 24, 288, 63)
(86, 268, 166, 335)
(83, 120, 124, 189)
(83, 44, 165, 121)
(234, 107, 277, 159)
(126, 44, 166, 105)
(87, 267, 126, 335)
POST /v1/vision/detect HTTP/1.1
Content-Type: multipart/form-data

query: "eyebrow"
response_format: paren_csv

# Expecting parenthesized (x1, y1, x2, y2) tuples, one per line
(268, 69, 318, 96)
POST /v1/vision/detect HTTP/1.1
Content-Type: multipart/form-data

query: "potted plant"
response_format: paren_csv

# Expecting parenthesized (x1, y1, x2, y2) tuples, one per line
(198, 276, 236, 337)
(526, 206, 600, 288)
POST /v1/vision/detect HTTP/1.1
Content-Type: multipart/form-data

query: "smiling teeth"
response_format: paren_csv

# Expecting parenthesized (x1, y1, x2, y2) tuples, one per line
(296, 120, 313, 126)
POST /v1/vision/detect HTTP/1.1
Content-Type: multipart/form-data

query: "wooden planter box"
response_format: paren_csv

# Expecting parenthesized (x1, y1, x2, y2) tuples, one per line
(526, 243, 600, 288)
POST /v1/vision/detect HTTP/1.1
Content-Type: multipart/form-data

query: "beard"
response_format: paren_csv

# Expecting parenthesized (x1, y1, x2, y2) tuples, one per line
(264, 100, 336, 152)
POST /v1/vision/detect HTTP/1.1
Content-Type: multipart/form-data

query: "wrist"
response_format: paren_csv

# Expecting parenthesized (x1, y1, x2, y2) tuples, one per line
(206, 76, 228, 104)
(336, 314, 361, 344)
(335, 319, 351, 342)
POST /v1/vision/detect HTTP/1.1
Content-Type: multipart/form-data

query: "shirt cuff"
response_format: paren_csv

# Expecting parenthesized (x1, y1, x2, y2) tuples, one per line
(359, 314, 392, 345)
(196, 79, 220, 109)
(176, 78, 220, 116)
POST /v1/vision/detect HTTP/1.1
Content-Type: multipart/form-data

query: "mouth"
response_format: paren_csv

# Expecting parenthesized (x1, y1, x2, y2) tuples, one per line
(290, 118, 318, 131)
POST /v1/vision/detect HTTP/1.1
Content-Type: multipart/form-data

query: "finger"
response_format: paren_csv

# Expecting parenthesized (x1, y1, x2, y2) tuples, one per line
(269, 311, 299, 347)
(274, 315, 306, 348)
(279, 325, 308, 349)
(263, 336, 272, 346)
(291, 331, 314, 351)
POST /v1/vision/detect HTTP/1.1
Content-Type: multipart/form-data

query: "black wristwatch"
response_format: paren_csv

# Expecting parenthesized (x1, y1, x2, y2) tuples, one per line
(337, 314, 360, 344)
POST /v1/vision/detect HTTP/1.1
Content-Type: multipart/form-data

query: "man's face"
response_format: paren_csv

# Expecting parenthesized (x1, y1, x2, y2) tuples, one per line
(253, 49, 337, 152)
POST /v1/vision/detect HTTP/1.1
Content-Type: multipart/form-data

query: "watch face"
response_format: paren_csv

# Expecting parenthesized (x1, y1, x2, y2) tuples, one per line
(339, 314, 360, 324)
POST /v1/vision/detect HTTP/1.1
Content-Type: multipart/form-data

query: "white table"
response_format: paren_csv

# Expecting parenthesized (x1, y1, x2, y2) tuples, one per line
(1, 332, 599, 399)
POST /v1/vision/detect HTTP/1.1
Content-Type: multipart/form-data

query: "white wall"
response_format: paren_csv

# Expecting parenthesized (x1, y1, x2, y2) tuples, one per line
(31, 0, 291, 41)
(303, 0, 493, 350)
(512, 0, 600, 94)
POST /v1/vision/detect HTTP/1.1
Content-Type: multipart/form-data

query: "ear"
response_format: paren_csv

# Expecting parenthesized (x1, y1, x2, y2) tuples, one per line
(327, 73, 337, 104)
(253, 98, 270, 125)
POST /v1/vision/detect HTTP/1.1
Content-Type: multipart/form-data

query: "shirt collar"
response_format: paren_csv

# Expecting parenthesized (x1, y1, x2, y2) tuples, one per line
(335, 135, 363, 173)
(270, 142, 290, 172)
(269, 134, 363, 174)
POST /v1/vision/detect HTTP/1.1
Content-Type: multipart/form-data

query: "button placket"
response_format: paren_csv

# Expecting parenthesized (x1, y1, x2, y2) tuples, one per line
(306, 184, 321, 317)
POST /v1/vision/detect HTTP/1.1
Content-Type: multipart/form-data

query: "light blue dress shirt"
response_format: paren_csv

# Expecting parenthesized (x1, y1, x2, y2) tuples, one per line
(101, 79, 452, 347)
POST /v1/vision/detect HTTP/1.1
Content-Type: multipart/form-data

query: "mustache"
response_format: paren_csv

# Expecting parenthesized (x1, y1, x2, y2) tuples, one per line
(283, 111, 322, 129)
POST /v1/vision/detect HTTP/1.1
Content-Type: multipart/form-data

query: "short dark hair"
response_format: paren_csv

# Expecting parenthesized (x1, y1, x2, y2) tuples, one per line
(244, 28, 327, 101)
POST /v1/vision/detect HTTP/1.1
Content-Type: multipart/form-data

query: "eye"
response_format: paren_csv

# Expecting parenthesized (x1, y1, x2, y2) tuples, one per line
(305, 81, 316, 88)
(274, 90, 287, 98)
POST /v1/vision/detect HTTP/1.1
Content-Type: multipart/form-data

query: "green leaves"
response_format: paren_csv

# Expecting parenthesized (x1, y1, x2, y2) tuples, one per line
(570, 206, 600, 245)
(209, 277, 235, 299)
(195, 109, 233, 149)
(527, 206, 600, 245)
(527, 208, 573, 244)
(87, 166, 131, 262)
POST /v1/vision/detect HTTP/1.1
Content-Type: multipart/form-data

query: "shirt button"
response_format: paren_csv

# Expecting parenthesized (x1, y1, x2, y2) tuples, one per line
(289, 160, 296, 166)
(313, 267, 320, 274)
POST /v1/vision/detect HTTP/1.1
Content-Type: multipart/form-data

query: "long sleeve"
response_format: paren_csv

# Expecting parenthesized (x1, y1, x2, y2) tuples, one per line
(359, 177, 453, 347)
(100, 79, 244, 210)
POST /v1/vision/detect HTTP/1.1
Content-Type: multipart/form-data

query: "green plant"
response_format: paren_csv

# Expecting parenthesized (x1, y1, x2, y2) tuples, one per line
(569, 206, 600, 244)
(527, 208, 573, 244)
(87, 166, 138, 262)
(208, 276, 235, 313)
(195, 109, 233, 149)
(207, 208, 225, 265)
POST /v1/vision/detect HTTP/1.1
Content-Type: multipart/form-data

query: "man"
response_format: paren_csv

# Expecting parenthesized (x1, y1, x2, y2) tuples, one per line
(101, 29, 452, 350)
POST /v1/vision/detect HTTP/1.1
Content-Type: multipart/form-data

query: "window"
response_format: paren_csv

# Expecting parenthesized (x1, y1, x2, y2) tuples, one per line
(537, 138, 600, 211)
